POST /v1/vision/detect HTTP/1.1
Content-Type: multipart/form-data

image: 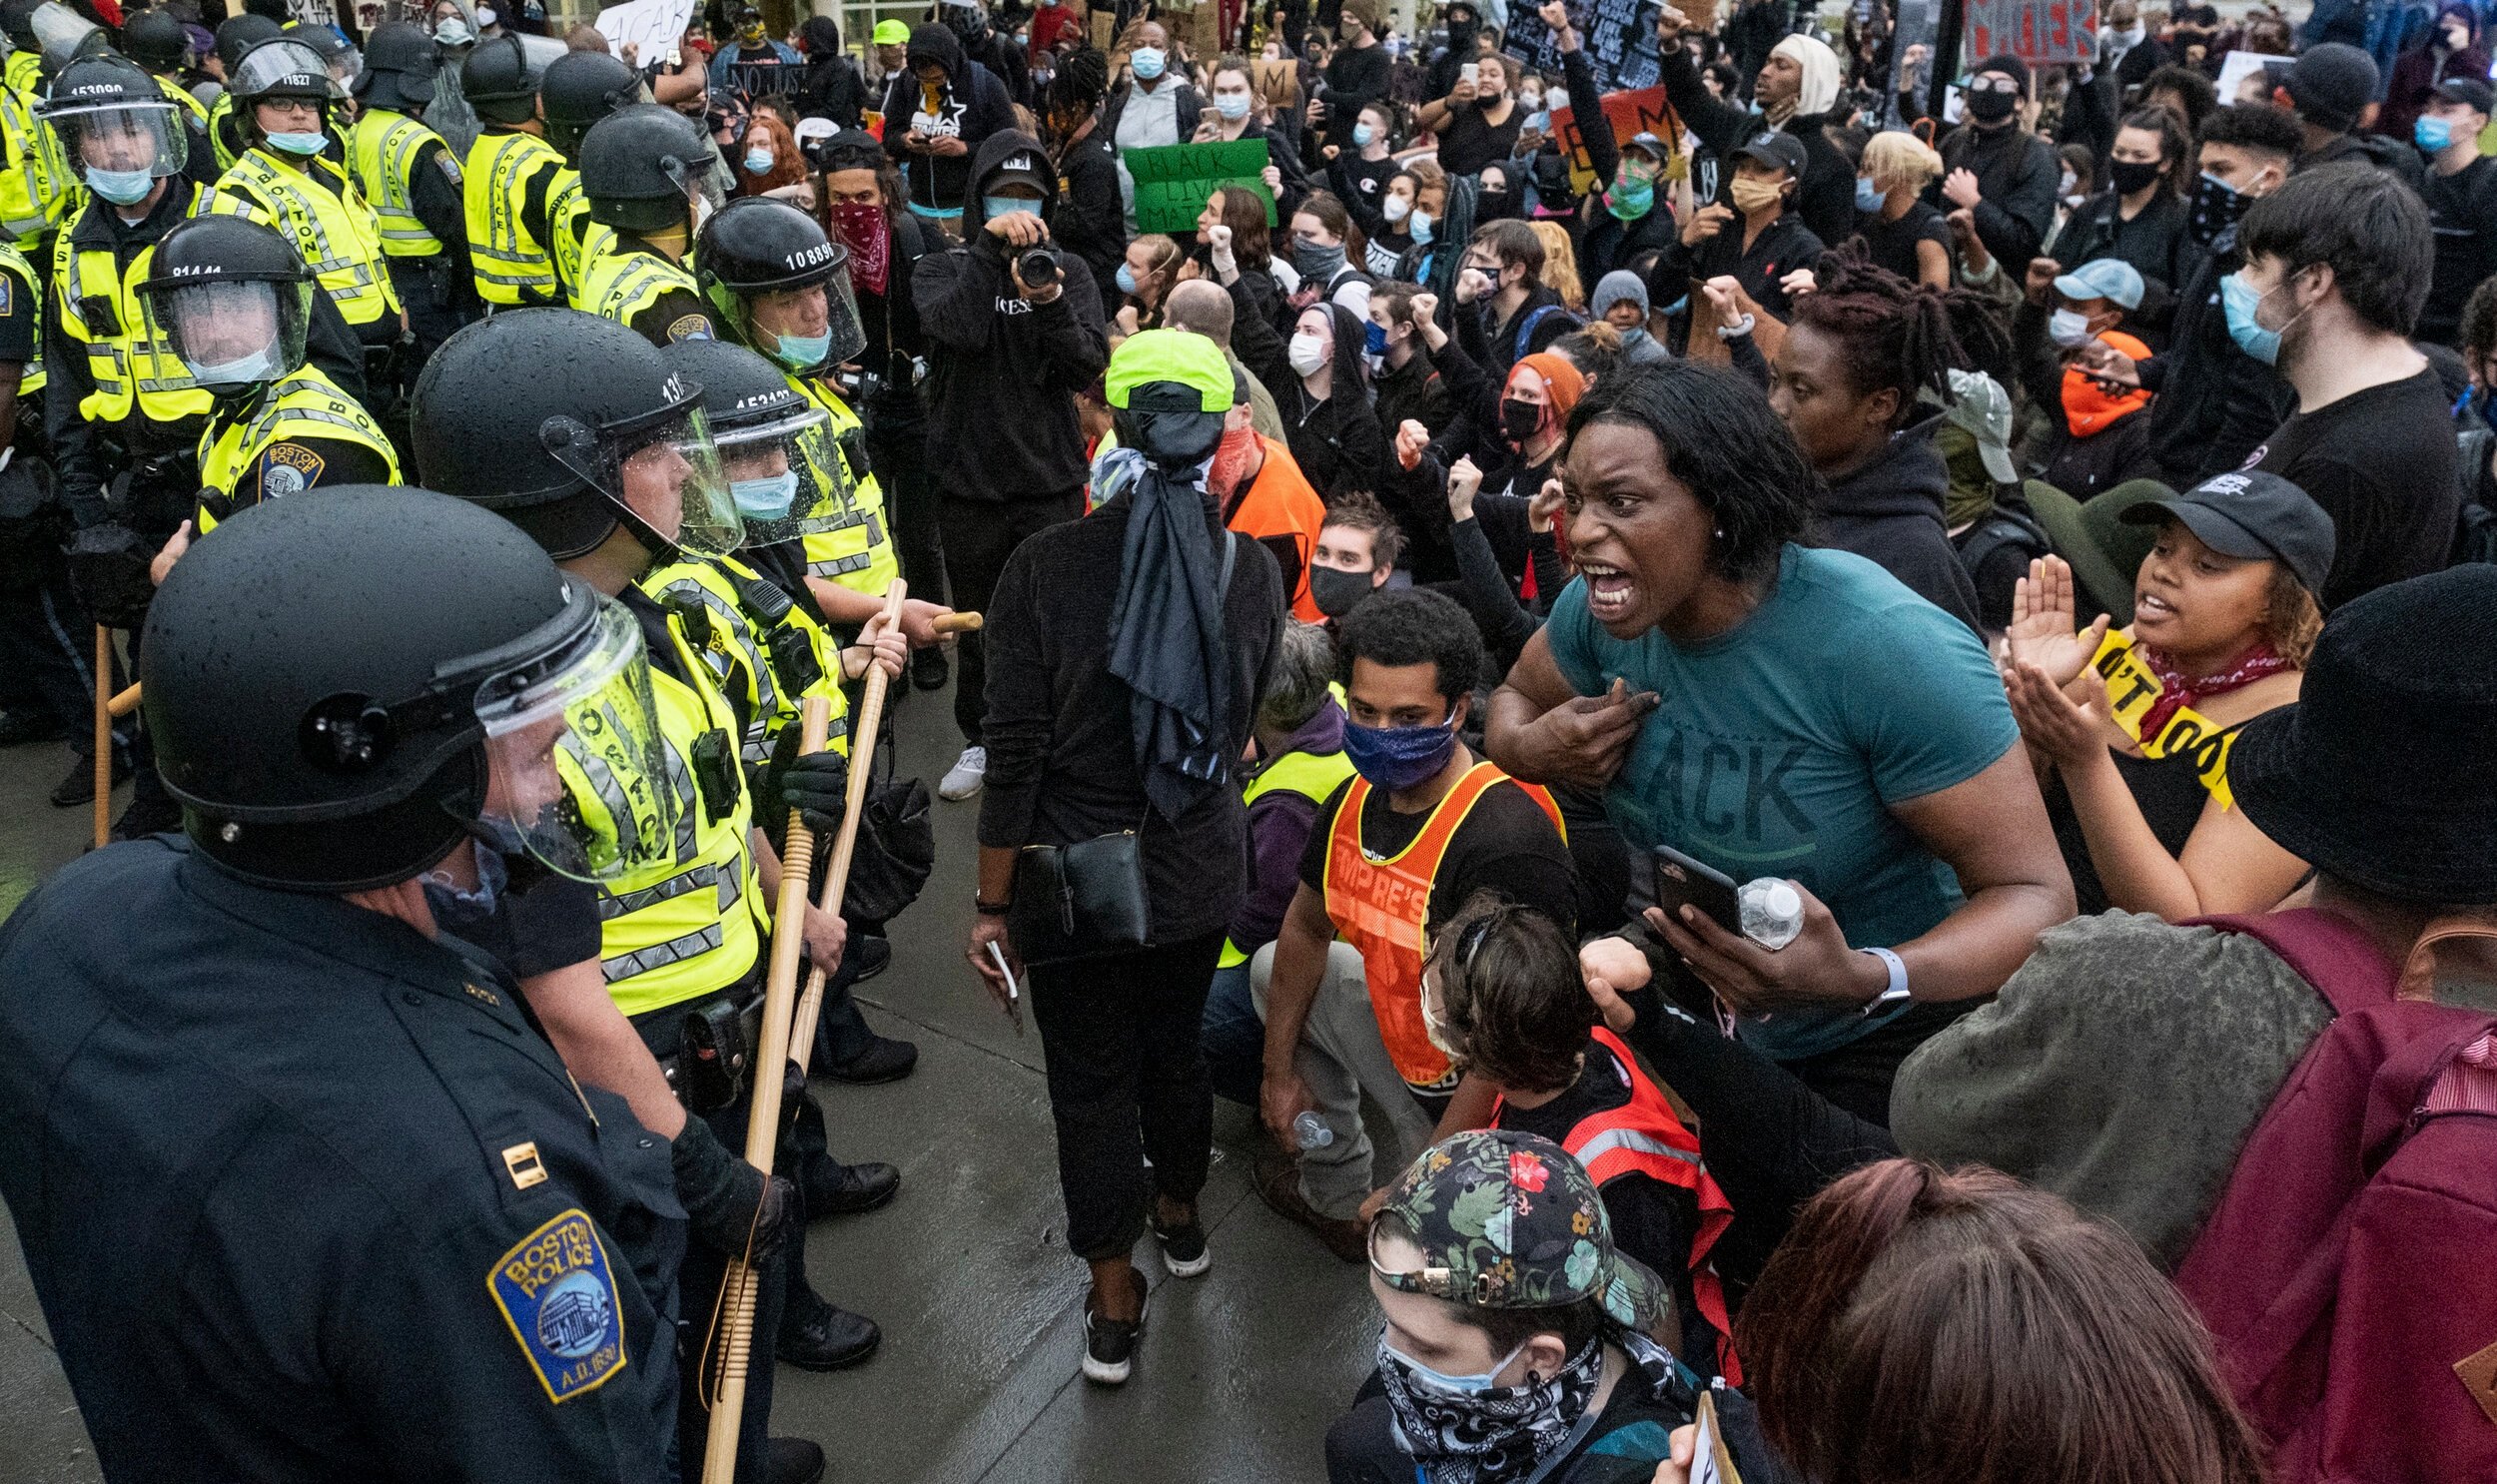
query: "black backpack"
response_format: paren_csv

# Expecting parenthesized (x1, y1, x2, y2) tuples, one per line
(1954, 481, 2055, 629)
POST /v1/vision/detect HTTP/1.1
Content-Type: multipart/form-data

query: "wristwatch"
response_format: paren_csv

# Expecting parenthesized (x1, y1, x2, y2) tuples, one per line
(975, 896, 1014, 916)
(1856, 947, 1911, 1017)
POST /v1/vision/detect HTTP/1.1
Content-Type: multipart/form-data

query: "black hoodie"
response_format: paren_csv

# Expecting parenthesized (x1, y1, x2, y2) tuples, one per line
(1245, 300, 1386, 499)
(1807, 418, 1984, 634)
(881, 24, 1016, 218)
(913, 130, 1112, 503)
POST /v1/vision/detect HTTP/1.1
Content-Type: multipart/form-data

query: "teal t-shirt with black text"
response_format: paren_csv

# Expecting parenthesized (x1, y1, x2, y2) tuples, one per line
(1546, 544, 2019, 1060)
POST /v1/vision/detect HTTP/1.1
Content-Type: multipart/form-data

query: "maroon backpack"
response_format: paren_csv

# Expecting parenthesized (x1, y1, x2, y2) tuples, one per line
(2174, 909, 2497, 1484)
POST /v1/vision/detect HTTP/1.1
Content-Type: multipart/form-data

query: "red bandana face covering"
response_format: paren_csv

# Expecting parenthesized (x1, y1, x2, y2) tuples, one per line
(1209, 421, 1260, 503)
(2133, 639, 2292, 740)
(828, 201, 891, 296)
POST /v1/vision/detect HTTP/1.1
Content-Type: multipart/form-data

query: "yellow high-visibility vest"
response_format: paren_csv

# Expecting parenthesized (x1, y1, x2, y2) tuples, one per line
(348, 108, 453, 259)
(197, 148, 401, 328)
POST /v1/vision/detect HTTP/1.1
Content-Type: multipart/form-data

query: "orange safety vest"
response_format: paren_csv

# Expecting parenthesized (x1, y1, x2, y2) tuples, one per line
(1227, 435, 1328, 623)
(1321, 760, 1564, 1094)
(1497, 1026, 1744, 1384)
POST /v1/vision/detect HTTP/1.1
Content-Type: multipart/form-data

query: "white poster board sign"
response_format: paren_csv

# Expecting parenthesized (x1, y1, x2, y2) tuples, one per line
(2217, 50, 2294, 106)
(595, 0, 695, 68)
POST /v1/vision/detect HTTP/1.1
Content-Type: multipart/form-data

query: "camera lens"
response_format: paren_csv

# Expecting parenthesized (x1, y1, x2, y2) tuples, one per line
(1017, 248, 1061, 288)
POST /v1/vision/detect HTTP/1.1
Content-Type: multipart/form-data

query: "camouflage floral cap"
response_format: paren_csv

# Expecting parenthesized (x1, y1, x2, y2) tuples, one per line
(1372, 1128, 1669, 1333)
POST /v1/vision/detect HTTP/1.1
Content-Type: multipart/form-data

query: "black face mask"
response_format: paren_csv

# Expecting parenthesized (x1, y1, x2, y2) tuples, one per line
(1499, 395, 1543, 444)
(2188, 170, 2253, 248)
(1965, 86, 2018, 123)
(1475, 186, 1512, 220)
(1308, 563, 1374, 617)
(2107, 158, 2163, 197)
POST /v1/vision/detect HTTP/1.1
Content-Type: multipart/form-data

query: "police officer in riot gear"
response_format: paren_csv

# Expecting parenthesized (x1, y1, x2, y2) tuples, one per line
(571, 104, 719, 345)
(538, 46, 641, 292)
(137, 215, 398, 558)
(348, 19, 471, 364)
(119, 8, 211, 140)
(0, 0, 72, 263)
(203, 13, 284, 170)
(0, 488, 700, 1480)
(413, 307, 868, 1480)
(457, 30, 572, 307)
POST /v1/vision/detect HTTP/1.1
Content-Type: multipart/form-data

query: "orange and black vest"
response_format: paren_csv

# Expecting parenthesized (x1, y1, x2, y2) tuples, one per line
(1226, 435, 1328, 622)
(1497, 1026, 1743, 1382)
(1321, 760, 1563, 1095)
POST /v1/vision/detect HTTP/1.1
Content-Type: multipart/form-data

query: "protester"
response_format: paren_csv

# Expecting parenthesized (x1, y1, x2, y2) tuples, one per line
(1529, 221, 1587, 315)
(1208, 364, 1329, 618)
(1247, 301, 1384, 500)
(1308, 0, 1388, 155)
(2414, 78, 2497, 347)
(1415, 48, 1520, 178)
(2013, 256, 2154, 496)
(732, 109, 809, 203)
(1590, 271, 1668, 366)
(969, 330, 1284, 1386)
(1196, 55, 1307, 215)
(2043, 107, 2193, 329)
(791, 16, 865, 128)
(885, 21, 1015, 234)
(1040, 49, 1130, 311)
(1659, 130, 1825, 328)
(2281, 42, 2423, 186)
(1851, 129, 1951, 289)
(1367, 282, 1453, 436)
(1163, 277, 1287, 441)
(1653, 4, 1853, 247)
(1285, 191, 1371, 316)
(1101, 19, 1201, 233)
(1309, 489, 1403, 621)
(1455, 219, 1576, 377)
(1112, 232, 1185, 337)
(1936, 55, 2063, 277)
(2383, 3, 2489, 141)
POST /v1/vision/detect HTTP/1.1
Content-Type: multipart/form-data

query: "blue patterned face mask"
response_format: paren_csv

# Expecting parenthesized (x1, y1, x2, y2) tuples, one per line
(1341, 713, 1458, 790)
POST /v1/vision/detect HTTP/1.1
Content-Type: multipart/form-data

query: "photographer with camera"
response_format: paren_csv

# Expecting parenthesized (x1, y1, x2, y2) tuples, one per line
(914, 130, 1110, 801)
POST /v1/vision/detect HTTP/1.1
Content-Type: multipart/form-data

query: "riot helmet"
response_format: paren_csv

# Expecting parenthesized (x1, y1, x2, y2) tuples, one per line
(46, 55, 188, 207)
(144, 488, 685, 892)
(695, 197, 866, 373)
(354, 21, 438, 111)
(411, 307, 743, 564)
(577, 103, 708, 236)
(28, 1, 101, 69)
(138, 214, 312, 394)
(658, 338, 842, 547)
(282, 21, 362, 96)
(0, 0, 34, 53)
(122, 8, 193, 72)
(230, 35, 344, 153)
(458, 30, 561, 125)
(539, 48, 642, 161)
(212, 13, 283, 73)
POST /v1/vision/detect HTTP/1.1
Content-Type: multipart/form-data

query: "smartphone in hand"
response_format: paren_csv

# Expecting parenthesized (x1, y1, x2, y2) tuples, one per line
(1652, 845, 1741, 937)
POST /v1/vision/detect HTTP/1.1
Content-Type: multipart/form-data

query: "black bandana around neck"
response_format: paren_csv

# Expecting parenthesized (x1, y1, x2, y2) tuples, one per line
(1376, 1331, 1605, 1484)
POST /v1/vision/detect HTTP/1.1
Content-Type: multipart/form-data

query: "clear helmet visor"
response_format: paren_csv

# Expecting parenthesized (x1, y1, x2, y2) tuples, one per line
(52, 99, 187, 180)
(546, 401, 746, 559)
(145, 279, 311, 390)
(712, 400, 830, 546)
(30, 2, 101, 67)
(233, 38, 350, 100)
(740, 272, 868, 372)
(475, 596, 685, 882)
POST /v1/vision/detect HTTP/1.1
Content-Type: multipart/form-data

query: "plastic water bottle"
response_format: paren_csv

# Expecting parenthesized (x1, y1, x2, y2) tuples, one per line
(1293, 1112, 1335, 1149)
(1739, 879, 1805, 951)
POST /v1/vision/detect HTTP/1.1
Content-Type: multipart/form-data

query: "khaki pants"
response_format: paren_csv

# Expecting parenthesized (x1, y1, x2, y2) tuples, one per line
(1249, 939, 1439, 1220)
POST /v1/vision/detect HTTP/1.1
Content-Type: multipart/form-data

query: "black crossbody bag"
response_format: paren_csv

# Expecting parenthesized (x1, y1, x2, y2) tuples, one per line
(1008, 531, 1237, 967)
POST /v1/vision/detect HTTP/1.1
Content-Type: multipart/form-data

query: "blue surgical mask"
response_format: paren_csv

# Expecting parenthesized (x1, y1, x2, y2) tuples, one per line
(744, 147, 773, 174)
(1364, 321, 1387, 355)
(1340, 713, 1459, 791)
(1856, 176, 1885, 211)
(266, 130, 328, 156)
(1408, 210, 1433, 246)
(1215, 91, 1251, 120)
(1659, 295, 1687, 317)
(2220, 270, 2281, 366)
(1378, 1335, 1528, 1397)
(985, 195, 1038, 223)
(2416, 115, 2455, 153)
(771, 330, 833, 370)
(730, 468, 800, 517)
(1116, 262, 1139, 294)
(1130, 46, 1165, 80)
(1353, 122, 1376, 148)
(192, 344, 284, 389)
(85, 165, 155, 205)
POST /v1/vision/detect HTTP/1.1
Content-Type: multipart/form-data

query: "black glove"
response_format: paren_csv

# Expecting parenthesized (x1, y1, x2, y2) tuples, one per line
(669, 1115, 797, 1260)
(757, 722, 852, 835)
(63, 521, 158, 629)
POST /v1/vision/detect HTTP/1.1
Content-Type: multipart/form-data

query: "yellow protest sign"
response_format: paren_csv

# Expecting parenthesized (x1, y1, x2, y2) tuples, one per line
(2089, 629, 2240, 810)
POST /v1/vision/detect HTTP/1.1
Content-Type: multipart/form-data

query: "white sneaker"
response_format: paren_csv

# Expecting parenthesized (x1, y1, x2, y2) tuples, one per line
(938, 744, 987, 801)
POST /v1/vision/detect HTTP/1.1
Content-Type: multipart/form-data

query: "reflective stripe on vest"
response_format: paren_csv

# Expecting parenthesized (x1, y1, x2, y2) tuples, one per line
(791, 376, 900, 595)
(1321, 762, 1565, 1092)
(199, 151, 399, 326)
(1527, 1026, 1742, 1384)
(0, 75, 68, 242)
(576, 622, 765, 1018)
(462, 130, 565, 304)
(350, 110, 448, 258)
(0, 237, 41, 394)
(646, 553, 851, 766)
(1219, 742, 1359, 969)
(194, 369, 401, 530)
(571, 244, 697, 336)
(206, 91, 239, 171)
(551, 178, 596, 299)
(56, 197, 216, 424)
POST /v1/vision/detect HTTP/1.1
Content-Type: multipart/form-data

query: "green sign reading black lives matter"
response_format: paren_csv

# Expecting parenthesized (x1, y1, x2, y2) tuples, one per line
(1122, 139, 1275, 235)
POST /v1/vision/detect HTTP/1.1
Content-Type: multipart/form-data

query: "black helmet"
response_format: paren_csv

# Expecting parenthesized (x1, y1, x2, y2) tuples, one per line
(46, 54, 189, 185)
(213, 13, 282, 72)
(229, 35, 345, 107)
(940, 0, 990, 46)
(122, 8, 191, 71)
(578, 103, 707, 235)
(0, 0, 34, 52)
(282, 21, 360, 89)
(695, 197, 867, 371)
(411, 307, 743, 563)
(143, 487, 683, 892)
(354, 20, 437, 110)
(660, 337, 834, 547)
(539, 48, 642, 161)
(139, 215, 312, 394)
(459, 30, 562, 124)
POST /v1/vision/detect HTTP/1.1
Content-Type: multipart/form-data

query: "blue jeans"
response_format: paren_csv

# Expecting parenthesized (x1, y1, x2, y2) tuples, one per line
(1201, 961, 1265, 1107)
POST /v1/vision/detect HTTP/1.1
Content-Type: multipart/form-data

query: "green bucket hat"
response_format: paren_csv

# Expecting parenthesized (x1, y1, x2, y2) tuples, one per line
(1372, 1128, 1670, 1334)
(2030, 477, 2171, 625)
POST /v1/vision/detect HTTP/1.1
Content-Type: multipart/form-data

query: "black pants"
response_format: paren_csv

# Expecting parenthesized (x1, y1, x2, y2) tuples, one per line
(1028, 932, 1225, 1261)
(864, 415, 947, 611)
(937, 489, 1083, 743)
(674, 1097, 788, 1484)
(0, 564, 124, 761)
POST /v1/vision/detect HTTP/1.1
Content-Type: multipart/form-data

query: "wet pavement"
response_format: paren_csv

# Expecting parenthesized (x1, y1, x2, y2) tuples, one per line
(0, 671, 1381, 1483)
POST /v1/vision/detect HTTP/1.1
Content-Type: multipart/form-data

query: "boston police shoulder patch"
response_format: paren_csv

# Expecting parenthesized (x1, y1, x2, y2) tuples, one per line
(488, 1208, 628, 1404)
(666, 313, 712, 344)
(259, 441, 325, 498)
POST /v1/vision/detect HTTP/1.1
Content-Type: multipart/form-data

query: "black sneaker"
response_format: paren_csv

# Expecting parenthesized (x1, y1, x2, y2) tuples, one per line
(847, 933, 892, 984)
(111, 795, 183, 841)
(765, 1437, 826, 1484)
(1151, 1207, 1211, 1279)
(1082, 1265, 1150, 1385)
(51, 756, 125, 808)
(911, 645, 949, 692)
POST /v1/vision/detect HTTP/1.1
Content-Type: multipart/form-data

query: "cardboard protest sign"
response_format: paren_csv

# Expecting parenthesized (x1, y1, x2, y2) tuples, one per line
(595, 0, 696, 66)
(1962, 0, 2096, 66)
(1123, 139, 1274, 233)
(1547, 85, 1680, 196)
(1502, 0, 1664, 92)
(2216, 49, 2293, 106)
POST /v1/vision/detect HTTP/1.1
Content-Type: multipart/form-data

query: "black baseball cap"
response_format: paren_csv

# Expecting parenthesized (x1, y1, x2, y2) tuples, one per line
(1731, 130, 1806, 178)
(2434, 77, 2494, 114)
(2120, 468, 2336, 598)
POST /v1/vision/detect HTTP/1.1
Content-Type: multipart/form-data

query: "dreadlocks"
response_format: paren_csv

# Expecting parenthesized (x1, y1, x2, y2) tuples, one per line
(1787, 246, 2001, 429)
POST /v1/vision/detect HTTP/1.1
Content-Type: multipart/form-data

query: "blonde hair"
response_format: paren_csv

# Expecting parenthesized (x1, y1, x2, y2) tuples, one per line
(1862, 130, 1945, 196)
(1529, 220, 1584, 311)
(2265, 566, 2323, 669)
